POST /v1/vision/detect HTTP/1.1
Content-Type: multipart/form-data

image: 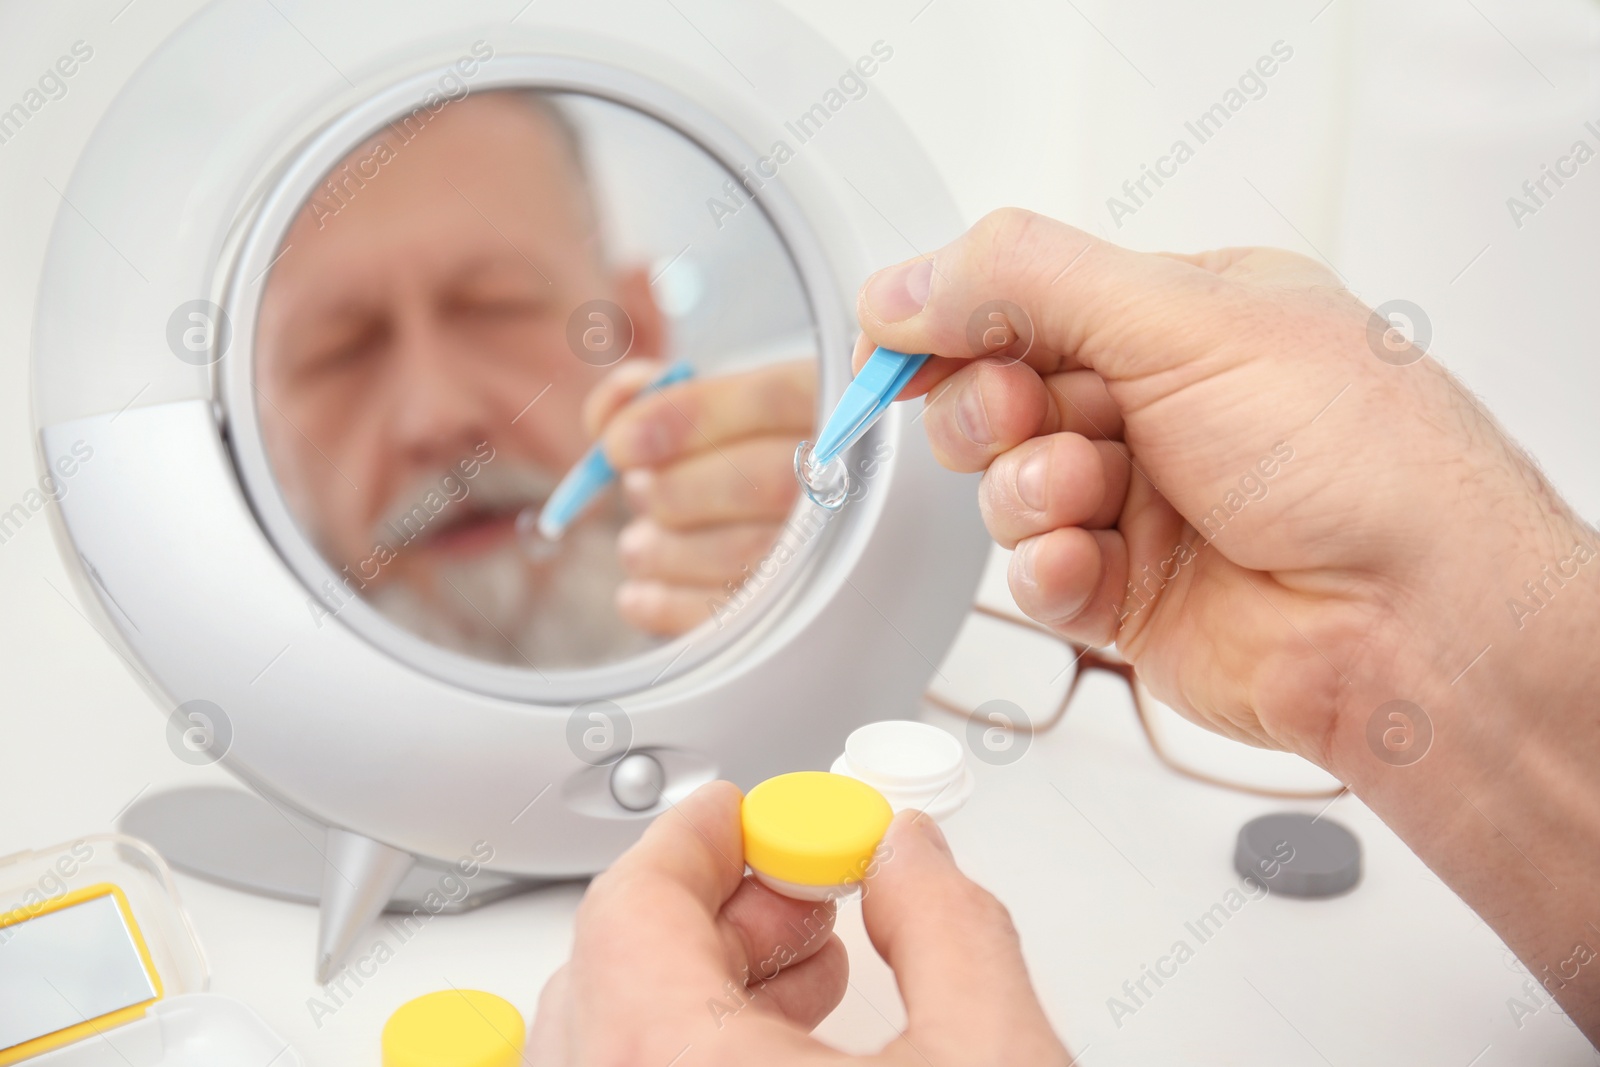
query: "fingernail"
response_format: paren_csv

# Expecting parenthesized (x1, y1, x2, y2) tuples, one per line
(617, 521, 652, 566)
(863, 258, 934, 324)
(622, 469, 653, 512)
(616, 581, 645, 616)
(954, 377, 994, 446)
(1010, 538, 1038, 590)
(916, 815, 954, 858)
(623, 417, 675, 465)
(1016, 449, 1050, 511)
(887, 810, 953, 859)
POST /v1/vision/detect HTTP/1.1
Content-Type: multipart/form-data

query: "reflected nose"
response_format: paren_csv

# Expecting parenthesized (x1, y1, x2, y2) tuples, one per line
(385, 312, 490, 468)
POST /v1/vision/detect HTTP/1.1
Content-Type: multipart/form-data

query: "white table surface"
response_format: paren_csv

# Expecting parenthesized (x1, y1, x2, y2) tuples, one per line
(5, 1, 1600, 1063)
(4, 554, 1598, 1064)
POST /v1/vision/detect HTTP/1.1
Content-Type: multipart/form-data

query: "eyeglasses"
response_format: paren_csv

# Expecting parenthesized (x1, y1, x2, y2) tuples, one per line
(926, 604, 1345, 801)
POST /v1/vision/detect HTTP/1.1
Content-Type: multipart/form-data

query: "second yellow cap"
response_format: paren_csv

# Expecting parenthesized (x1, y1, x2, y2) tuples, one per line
(741, 771, 893, 887)
(382, 989, 525, 1067)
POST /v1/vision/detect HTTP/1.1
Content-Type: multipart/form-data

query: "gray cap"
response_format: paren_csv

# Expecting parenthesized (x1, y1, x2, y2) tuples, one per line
(1234, 811, 1361, 898)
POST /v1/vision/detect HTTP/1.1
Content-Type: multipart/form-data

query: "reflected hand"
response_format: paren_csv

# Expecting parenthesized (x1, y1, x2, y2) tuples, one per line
(527, 781, 1071, 1065)
(585, 359, 816, 636)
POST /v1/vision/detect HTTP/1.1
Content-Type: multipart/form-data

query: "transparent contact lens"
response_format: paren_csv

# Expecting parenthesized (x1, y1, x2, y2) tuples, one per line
(515, 504, 562, 562)
(794, 441, 851, 511)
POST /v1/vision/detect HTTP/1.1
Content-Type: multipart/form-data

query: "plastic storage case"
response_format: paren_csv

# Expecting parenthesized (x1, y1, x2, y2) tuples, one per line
(0, 834, 300, 1066)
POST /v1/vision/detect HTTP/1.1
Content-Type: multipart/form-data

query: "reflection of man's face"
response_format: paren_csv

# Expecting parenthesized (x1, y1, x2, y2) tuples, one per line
(257, 92, 661, 587)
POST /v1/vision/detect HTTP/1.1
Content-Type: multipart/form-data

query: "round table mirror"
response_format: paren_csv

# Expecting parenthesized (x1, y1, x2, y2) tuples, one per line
(252, 88, 819, 673)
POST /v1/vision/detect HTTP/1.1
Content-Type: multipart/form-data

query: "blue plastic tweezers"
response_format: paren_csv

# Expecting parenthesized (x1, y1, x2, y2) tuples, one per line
(536, 361, 695, 541)
(810, 346, 930, 467)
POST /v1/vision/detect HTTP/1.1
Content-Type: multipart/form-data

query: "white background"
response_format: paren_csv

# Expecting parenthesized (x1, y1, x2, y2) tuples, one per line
(2, 1, 1598, 1064)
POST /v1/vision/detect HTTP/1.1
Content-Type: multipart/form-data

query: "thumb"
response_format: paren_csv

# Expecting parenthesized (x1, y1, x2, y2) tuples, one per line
(855, 208, 1257, 396)
(861, 813, 1066, 1062)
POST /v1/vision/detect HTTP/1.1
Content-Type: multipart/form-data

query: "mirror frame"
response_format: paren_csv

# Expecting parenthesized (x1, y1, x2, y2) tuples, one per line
(220, 56, 852, 704)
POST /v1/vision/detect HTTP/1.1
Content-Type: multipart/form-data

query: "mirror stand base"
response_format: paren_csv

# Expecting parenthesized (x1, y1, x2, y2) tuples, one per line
(118, 787, 544, 975)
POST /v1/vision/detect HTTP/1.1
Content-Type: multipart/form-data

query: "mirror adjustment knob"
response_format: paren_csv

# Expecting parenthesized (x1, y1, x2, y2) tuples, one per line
(610, 752, 665, 811)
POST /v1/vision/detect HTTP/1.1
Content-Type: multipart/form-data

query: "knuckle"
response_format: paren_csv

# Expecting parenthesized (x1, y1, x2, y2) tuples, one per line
(588, 1034, 663, 1067)
(940, 877, 1019, 938)
(973, 206, 1041, 246)
(1263, 245, 1332, 277)
(664, 383, 704, 429)
(573, 872, 627, 933)
(963, 883, 1022, 943)
(649, 475, 691, 526)
(753, 372, 806, 428)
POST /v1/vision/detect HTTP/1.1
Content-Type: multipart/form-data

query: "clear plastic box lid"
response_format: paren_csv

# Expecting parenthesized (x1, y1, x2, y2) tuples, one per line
(0, 834, 300, 1066)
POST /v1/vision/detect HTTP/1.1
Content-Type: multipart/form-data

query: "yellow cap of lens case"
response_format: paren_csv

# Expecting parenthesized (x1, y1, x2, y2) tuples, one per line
(381, 990, 525, 1067)
(741, 771, 893, 898)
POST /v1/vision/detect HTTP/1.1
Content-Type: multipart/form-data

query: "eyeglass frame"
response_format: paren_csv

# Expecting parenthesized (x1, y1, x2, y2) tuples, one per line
(925, 603, 1346, 801)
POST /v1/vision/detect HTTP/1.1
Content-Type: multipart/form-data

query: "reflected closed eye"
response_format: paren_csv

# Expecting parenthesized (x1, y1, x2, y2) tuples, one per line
(446, 293, 557, 321)
(295, 319, 390, 381)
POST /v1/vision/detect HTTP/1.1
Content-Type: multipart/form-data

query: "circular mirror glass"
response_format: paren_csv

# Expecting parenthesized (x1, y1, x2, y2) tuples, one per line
(253, 88, 818, 671)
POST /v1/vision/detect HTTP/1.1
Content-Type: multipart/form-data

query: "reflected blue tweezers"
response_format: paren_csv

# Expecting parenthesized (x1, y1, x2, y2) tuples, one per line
(811, 346, 930, 466)
(536, 361, 695, 541)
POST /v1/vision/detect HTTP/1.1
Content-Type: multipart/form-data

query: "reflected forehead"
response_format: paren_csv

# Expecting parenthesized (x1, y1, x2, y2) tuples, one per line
(283, 250, 548, 319)
(273, 92, 592, 268)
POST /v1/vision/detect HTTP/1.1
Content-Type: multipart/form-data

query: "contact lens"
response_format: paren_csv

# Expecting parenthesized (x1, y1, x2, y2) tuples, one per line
(514, 504, 562, 561)
(793, 441, 851, 511)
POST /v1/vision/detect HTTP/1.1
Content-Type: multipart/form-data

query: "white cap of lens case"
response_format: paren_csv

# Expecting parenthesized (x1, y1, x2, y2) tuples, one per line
(829, 720, 974, 821)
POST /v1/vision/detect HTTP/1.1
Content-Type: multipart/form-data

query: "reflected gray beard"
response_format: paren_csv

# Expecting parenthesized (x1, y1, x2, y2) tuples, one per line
(373, 459, 553, 540)
(364, 462, 656, 669)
